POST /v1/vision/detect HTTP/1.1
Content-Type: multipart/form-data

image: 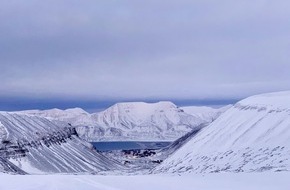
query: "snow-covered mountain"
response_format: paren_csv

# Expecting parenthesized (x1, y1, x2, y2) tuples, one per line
(0, 112, 123, 174)
(84, 101, 208, 141)
(21, 102, 229, 141)
(154, 91, 290, 174)
(18, 108, 95, 126)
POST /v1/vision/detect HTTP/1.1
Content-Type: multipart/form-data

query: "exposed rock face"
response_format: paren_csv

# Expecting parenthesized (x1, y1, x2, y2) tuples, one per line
(0, 112, 124, 174)
(0, 156, 26, 174)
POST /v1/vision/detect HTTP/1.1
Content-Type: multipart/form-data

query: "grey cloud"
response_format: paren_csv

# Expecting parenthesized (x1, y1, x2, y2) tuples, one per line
(0, 0, 290, 102)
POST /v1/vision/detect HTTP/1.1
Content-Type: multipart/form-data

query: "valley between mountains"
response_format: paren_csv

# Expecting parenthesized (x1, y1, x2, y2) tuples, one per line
(1, 91, 290, 189)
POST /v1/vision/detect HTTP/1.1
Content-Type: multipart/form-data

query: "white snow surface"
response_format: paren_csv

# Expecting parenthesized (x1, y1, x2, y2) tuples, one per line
(154, 91, 290, 174)
(0, 172, 289, 190)
(19, 102, 226, 141)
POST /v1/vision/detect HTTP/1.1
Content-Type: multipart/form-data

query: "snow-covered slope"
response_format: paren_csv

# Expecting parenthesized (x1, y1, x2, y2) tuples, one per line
(154, 91, 290, 174)
(157, 123, 210, 160)
(181, 105, 232, 123)
(0, 112, 123, 174)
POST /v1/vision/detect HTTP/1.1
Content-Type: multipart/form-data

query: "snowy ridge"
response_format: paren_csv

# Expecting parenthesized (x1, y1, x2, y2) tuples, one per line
(239, 91, 290, 110)
(154, 91, 290, 174)
(18, 108, 95, 126)
(0, 112, 124, 174)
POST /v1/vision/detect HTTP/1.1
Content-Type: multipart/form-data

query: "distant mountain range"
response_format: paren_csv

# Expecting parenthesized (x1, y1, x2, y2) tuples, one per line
(18, 102, 230, 141)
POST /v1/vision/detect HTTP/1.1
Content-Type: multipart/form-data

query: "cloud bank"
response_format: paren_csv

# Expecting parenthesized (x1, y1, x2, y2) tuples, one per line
(0, 0, 289, 107)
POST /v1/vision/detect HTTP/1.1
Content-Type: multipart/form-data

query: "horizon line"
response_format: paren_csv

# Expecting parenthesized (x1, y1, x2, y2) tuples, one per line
(0, 97, 239, 113)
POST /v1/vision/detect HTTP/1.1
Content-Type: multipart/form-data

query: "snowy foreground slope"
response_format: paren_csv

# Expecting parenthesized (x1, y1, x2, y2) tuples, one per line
(0, 112, 123, 174)
(21, 102, 228, 141)
(0, 172, 289, 190)
(154, 91, 290, 174)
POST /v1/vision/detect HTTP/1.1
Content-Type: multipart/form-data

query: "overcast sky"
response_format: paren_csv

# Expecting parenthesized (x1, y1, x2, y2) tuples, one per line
(0, 0, 290, 111)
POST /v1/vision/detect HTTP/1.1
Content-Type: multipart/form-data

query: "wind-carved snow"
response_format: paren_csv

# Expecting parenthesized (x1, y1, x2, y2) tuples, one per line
(0, 112, 124, 174)
(153, 91, 290, 174)
(20, 102, 227, 141)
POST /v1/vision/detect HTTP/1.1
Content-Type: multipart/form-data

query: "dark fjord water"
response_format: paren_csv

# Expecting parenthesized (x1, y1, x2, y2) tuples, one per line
(92, 141, 172, 151)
